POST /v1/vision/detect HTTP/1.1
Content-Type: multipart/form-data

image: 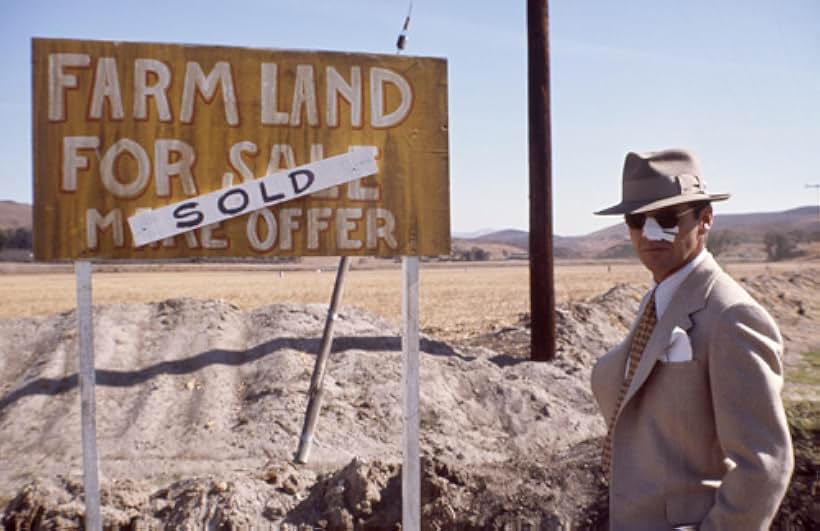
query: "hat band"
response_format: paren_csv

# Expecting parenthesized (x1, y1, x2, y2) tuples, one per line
(622, 174, 712, 205)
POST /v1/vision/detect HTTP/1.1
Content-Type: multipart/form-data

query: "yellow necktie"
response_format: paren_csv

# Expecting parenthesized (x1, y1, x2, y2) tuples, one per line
(601, 289, 657, 472)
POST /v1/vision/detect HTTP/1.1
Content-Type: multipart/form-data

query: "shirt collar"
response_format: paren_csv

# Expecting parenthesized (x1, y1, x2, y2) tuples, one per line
(652, 248, 709, 318)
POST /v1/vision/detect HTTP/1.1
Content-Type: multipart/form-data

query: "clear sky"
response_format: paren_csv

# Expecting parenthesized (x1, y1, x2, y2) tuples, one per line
(1, 0, 818, 236)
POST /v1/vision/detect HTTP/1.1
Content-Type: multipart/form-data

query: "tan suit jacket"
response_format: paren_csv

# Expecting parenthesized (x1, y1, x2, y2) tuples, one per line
(591, 255, 793, 530)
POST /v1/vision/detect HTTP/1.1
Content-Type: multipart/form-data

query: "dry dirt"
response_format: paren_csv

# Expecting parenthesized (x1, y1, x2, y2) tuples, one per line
(0, 264, 817, 529)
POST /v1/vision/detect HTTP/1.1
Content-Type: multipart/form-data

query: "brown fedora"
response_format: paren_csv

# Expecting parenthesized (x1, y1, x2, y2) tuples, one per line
(595, 148, 730, 215)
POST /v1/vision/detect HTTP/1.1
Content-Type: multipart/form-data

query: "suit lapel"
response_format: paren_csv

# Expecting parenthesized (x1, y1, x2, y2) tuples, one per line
(617, 255, 721, 416)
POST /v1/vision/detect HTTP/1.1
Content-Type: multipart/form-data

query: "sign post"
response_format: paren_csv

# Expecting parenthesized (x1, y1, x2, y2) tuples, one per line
(295, 255, 351, 464)
(75, 261, 101, 530)
(401, 256, 421, 530)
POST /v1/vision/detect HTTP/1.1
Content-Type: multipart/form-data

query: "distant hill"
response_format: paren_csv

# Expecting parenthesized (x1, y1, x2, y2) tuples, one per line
(463, 206, 819, 260)
(475, 229, 529, 249)
(711, 206, 818, 235)
(452, 228, 496, 239)
(473, 229, 588, 258)
(0, 201, 32, 230)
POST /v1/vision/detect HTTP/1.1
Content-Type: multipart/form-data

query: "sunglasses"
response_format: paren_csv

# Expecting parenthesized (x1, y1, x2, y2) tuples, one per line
(625, 207, 695, 230)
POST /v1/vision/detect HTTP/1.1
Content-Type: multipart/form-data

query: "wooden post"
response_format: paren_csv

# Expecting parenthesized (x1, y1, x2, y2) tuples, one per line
(75, 261, 102, 530)
(295, 256, 351, 463)
(401, 256, 420, 530)
(528, 0, 556, 361)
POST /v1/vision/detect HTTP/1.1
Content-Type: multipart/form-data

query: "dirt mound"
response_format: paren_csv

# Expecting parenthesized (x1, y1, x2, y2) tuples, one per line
(0, 297, 609, 528)
(460, 283, 643, 372)
(0, 270, 817, 529)
(3, 474, 293, 529)
(737, 271, 819, 402)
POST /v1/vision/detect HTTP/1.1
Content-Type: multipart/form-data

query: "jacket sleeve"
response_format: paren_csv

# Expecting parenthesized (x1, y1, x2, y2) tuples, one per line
(700, 302, 794, 531)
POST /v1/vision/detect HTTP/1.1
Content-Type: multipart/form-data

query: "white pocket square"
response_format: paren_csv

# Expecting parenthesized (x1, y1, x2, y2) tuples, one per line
(664, 326, 693, 362)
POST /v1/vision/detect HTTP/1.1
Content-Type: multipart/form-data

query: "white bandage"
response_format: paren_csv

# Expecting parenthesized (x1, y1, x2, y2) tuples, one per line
(642, 216, 678, 242)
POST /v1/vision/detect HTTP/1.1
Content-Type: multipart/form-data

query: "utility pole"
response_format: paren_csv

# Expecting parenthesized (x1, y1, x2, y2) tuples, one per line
(527, 0, 556, 361)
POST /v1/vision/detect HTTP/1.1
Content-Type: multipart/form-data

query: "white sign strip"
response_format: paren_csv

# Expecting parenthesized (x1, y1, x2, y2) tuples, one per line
(128, 150, 378, 247)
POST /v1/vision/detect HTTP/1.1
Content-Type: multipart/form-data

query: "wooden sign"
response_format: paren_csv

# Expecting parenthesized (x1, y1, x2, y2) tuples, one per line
(32, 38, 450, 260)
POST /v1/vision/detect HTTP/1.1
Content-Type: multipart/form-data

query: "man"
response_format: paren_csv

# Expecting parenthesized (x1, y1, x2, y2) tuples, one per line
(590, 148, 793, 530)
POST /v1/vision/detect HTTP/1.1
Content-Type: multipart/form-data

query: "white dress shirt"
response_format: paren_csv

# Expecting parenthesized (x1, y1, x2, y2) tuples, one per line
(653, 248, 709, 319)
(626, 248, 709, 372)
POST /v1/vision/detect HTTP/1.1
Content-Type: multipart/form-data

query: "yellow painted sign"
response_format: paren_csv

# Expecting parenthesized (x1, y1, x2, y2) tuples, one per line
(32, 38, 449, 260)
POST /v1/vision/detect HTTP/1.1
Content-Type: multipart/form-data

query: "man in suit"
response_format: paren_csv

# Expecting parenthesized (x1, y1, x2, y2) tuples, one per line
(590, 148, 793, 530)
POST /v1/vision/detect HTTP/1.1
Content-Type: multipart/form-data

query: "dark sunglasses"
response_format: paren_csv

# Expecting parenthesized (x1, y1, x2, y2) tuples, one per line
(625, 207, 694, 230)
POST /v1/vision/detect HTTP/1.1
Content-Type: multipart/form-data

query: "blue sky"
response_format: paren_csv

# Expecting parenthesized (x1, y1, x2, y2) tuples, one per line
(1, 0, 818, 235)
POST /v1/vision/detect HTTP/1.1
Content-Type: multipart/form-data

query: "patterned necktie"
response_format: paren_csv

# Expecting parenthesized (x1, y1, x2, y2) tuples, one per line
(601, 289, 657, 473)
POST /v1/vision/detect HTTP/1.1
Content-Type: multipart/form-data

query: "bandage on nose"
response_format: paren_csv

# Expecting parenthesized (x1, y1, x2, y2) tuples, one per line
(642, 216, 678, 242)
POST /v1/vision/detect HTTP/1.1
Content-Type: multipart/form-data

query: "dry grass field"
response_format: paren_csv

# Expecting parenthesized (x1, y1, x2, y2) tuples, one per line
(0, 260, 814, 341)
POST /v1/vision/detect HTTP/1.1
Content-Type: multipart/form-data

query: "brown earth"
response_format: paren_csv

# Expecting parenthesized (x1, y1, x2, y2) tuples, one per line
(0, 270, 817, 529)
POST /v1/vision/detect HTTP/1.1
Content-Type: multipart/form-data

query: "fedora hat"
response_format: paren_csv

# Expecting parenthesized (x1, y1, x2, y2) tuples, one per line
(595, 148, 730, 215)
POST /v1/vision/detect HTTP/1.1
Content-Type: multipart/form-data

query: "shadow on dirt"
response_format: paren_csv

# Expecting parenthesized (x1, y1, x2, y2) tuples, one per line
(0, 335, 465, 414)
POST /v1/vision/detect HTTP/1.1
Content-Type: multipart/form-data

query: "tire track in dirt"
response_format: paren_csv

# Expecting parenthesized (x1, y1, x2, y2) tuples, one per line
(0, 311, 84, 484)
(98, 299, 255, 477)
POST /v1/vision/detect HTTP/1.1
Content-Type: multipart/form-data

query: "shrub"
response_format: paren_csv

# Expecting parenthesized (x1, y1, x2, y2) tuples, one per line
(707, 230, 736, 257)
(0, 228, 33, 250)
(764, 232, 798, 261)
